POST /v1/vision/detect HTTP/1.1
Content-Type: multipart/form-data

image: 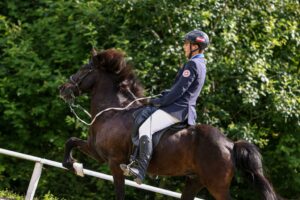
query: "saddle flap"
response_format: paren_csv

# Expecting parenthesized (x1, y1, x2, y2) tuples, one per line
(152, 122, 188, 147)
(131, 106, 158, 146)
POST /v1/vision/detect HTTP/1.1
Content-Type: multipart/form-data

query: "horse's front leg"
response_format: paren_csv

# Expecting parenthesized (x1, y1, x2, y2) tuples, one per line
(62, 137, 104, 170)
(109, 160, 126, 200)
(62, 137, 78, 170)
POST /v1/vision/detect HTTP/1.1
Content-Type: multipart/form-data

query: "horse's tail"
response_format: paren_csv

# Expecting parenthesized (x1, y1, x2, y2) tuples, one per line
(233, 140, 277, 200)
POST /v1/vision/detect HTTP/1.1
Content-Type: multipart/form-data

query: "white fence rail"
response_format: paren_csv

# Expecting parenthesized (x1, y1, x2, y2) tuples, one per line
(0, 148, 203, 200)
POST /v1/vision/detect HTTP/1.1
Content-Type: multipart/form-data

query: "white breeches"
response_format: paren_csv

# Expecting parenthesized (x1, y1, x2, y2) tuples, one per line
(139, 109, 180, 139)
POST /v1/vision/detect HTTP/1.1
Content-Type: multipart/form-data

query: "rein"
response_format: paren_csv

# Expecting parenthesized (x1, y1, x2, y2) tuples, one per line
(68, 95, 159, 126)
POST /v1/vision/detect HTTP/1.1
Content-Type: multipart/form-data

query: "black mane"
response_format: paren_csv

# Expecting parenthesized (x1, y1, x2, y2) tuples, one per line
(92, 48, 144, 98)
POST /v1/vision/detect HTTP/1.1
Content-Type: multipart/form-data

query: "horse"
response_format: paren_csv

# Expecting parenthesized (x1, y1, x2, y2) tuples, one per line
(59, 48, 278, 200)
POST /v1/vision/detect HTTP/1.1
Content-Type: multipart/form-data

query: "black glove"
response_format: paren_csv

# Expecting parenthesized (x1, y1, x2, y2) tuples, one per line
(149, 98, 161, 107)
(161, 89, 170, 96)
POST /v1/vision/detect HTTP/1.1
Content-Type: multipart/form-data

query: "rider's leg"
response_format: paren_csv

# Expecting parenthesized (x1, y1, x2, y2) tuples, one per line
(129, 109, 179, 184)
(138, 109, 179, 138)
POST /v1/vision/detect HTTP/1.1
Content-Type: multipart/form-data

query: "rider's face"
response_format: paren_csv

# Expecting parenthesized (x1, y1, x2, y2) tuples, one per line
(183, 42, 198, 59)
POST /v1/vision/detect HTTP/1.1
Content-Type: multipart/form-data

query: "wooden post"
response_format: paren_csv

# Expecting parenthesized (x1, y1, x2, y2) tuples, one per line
(25, 162, 43, 200)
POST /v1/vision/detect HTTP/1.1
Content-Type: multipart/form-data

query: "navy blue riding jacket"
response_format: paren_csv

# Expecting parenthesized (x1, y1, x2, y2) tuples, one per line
(150, 54, 206, 125)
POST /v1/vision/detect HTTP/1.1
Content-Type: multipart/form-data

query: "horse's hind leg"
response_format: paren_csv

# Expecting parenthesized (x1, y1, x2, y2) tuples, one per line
(62, 137, 103, 170)
(207, 187, 231, 200)
(181, 176, 204, 200)
(205, 165, 233, 200)
(205, 175, 232, 200)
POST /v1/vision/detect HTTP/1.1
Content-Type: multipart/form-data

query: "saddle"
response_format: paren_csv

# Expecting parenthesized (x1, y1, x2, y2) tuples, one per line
(131, 106, 188, 161)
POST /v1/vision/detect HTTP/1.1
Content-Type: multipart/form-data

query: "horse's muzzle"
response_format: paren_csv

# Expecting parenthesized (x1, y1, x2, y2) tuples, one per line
(59, 83, 77, 103)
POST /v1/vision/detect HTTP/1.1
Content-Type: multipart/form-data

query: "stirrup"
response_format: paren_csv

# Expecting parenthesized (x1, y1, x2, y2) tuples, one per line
(120, 160, 135, 177)
(120, 164, 131, 176)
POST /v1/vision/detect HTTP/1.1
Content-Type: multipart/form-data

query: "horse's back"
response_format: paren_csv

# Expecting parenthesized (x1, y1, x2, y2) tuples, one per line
(193, 124, 234, 151)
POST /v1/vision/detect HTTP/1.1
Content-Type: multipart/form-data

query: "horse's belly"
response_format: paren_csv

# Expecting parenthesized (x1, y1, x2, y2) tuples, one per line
(148, 132, 196, 176)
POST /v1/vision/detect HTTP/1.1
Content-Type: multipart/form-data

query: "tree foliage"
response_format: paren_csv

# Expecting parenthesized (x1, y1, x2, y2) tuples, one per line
(0, 0, 299, 199)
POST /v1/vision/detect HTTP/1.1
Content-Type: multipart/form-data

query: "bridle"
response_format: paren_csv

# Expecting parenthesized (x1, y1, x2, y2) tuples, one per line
(63, 59, 161, 126)
(62, 60, 95, 120)
(69, 60, 95, 96)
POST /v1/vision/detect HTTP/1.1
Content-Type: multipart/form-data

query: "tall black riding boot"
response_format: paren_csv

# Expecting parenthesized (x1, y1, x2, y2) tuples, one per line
(127, 135, 153, 184)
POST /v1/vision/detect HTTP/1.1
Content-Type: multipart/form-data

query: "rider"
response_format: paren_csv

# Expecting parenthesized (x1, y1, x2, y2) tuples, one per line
(121, 29, 209, 184)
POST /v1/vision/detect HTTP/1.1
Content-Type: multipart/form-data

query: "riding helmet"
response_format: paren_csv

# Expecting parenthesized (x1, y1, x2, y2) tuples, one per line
(184, 29, 209, 50)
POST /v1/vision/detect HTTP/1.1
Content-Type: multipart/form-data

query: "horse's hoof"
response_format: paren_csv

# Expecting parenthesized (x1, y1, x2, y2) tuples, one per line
(73, 162, 84, 177)
(120, 164, 131, 176)
(62, 161, 74, 170)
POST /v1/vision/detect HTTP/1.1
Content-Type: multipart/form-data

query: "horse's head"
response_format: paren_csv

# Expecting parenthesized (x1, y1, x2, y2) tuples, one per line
(59, 48, 144, 104)
(59, 51, 98, 103)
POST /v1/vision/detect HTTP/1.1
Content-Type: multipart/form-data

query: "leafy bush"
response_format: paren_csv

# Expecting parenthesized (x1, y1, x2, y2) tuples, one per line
(0, 0, 299, 199)
(0, 190, 61, 200)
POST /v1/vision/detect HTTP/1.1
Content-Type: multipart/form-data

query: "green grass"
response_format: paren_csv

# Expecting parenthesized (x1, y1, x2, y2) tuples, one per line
(0, 190, 23, 200)
(0, 190, 62, 200)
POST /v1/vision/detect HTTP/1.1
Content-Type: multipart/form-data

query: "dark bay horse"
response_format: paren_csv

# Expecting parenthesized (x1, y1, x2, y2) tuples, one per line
(59, 49, 277, 200)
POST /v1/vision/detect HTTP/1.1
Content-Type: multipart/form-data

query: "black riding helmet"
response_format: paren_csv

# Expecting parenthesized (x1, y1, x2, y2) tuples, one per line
(184, 29, 209, 58)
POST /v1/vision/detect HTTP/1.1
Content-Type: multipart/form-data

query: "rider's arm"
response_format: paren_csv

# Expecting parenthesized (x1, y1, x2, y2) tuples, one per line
(150, 61, 197, 107)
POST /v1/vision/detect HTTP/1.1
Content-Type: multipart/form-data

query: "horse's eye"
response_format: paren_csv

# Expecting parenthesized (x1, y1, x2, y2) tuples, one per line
(82, 64, 92, 70)
(84, 60, 94, 70)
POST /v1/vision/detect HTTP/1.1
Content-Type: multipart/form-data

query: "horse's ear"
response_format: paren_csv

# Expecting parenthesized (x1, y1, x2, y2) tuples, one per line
(91, 49, 105, 69)
(91, 48, 97, 56)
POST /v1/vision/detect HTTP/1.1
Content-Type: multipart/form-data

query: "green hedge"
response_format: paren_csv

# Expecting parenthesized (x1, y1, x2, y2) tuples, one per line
(0, 190, 61, 200)
(0, 0, 299, 199)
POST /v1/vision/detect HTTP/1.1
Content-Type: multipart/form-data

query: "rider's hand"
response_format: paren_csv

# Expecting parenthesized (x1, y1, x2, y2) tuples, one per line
(161, 89, 170, 96)
(149, 98, 161, 107)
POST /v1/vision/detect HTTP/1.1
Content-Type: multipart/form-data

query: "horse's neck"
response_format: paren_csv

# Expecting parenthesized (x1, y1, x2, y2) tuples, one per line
(89, 73, 144, 119)
(90, 83, 134, 118)
(90, 94, 119, 117)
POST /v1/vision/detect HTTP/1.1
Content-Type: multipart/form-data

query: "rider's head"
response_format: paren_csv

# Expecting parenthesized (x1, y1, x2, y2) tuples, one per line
(183, 29, 209, 59)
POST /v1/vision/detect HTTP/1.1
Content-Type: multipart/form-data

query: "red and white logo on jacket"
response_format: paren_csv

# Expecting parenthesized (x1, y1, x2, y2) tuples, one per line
(183, 70, 190, 77)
